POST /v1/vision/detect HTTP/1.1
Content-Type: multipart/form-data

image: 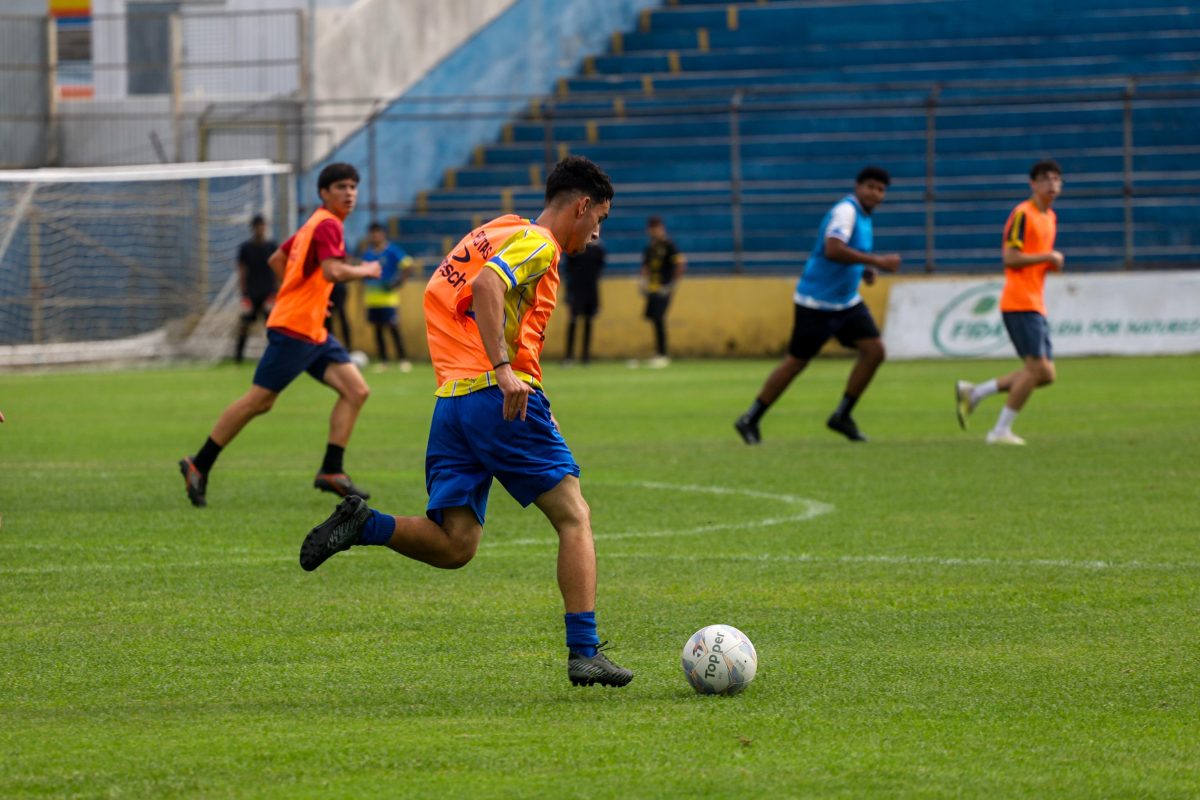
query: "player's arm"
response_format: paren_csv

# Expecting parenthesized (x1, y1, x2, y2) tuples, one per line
(267, 248, 286, 282)
(471, 267, 530, 422)
(320, 257, 382, 283)
(1003, 246, 1064, 270)
(824, 238, 901, 271)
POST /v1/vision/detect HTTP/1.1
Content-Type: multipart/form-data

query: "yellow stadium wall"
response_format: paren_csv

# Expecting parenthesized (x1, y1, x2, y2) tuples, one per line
(343, 273, 898, 362)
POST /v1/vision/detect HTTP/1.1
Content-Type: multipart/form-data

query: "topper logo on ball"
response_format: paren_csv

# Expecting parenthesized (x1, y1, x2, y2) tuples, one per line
(703, 631, 726, 678)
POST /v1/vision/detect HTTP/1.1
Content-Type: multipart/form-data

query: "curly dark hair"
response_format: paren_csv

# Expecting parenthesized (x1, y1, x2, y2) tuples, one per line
(545, 156, 614, 205)
(318, 162, 360, 192)
(1029, 159, 1062, 180)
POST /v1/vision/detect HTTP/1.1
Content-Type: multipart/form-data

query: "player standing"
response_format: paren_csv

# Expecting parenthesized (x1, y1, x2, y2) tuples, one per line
(956, 160, 1064, 445)
(296, 156, 633, 688)
(233, 214, 278, 364)
(178, 163, 382, 506)
(361, 221, 417, 373)
(638, 216, 686, 368)
(735, 166, 901, 444)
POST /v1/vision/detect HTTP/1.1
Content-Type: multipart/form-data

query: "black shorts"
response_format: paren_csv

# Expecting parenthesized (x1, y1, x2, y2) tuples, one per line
(568, 292, 599, 318)
(241, 295, 273, 323)
(788, 302, 881, 360)
(1002, 311, 1053, 360)
(644, 292, 671, 320)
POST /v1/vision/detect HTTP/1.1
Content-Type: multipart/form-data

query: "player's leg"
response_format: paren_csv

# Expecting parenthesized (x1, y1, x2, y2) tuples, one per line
(388, 319, 409, 371)
(825, 305, 883, 442)
(180, 328, 318, 506)
(581, 314, 594, 365)
(312, 352, 372, 498)
(234, 305, 254, 364)
(735, 304, 825, 444)
(986, 313, 1054, 444)
(565, 312, 578, 363)
(299, 498, 483, 572)
(370, 322, 388, 365)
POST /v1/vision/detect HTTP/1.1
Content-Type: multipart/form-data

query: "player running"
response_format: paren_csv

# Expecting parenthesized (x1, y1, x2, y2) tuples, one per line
(179, 163, 382, 507)
(296, 156, 633, 688)
(956, 160, 1064, 445)
(735, 166, 901, 444)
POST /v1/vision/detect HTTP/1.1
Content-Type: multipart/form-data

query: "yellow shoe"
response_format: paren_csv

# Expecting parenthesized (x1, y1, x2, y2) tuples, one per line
(955, 380, 976, 430)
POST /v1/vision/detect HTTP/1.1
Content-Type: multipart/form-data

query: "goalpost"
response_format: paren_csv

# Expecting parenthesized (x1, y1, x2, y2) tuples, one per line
(0, 160, 293, 367)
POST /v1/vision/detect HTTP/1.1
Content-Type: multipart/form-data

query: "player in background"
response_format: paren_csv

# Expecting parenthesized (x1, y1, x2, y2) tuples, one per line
(361, 222, 417, 373)
(233, 214, 279, 364)
(297, 156, 633, 689)
(179, 163, 382, 507)
(735, 166, 901, 444)
(956, 160, 1064, 445)
(563, 239, 606, 365)
(638, 216, 686, 368)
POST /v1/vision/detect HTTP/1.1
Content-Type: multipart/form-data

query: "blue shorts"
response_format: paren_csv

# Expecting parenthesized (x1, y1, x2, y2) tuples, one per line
(252, 328, 351, 392)
(425, 387, 579, 526)
(367, 306, 397, 325)
(1002, 311, 1053, 360)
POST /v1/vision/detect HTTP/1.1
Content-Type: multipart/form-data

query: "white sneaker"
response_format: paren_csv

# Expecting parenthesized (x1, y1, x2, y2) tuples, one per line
(646, 355, 671, 369)
(955, 380, 976, 430)
(986, 430, 1026, 446)
(398, 360, 413, 373)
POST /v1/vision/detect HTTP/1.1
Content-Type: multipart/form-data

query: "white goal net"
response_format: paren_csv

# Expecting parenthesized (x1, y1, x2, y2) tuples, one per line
(0, 160, 293, 367)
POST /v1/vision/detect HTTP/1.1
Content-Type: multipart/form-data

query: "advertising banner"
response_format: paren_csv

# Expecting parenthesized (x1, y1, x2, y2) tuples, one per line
(884, 272, 1200, 359)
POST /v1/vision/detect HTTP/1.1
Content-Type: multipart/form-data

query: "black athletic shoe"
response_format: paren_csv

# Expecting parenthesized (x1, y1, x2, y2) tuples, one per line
(734, 415, 761, 445)
(568, 642, 633, 687)
(299, 495, 371, 572)
(178, 456, 208, 507)
(826, 412, 868, 442)
(313, 472, 371, 500)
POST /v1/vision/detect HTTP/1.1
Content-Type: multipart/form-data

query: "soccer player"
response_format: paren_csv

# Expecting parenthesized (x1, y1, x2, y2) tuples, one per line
(178, 163, 382, 507)
(233, 214, 278, 364)
(734, 166, 901, 444)
(296, 156, 633, 688)
(361, 221, 417, 373)
(563, 239, 605, 365)
(638, 216, 686, 368)
(956, 159, 1064, 445)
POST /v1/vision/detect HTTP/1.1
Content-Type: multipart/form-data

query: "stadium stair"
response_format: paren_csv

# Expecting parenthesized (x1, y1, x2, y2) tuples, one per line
(387, 0, 1200, 274)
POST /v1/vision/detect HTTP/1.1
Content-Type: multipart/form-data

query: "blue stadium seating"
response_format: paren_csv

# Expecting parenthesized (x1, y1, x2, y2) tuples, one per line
(385, 0, 1200, 273)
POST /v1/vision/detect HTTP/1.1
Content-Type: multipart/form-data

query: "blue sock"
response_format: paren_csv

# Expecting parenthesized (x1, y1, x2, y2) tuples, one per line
(565, 611, 599, 657)
(358, 509, 395, 546)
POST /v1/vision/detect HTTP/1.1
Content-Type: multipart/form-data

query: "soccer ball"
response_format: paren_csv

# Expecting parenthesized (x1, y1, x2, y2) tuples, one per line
(348, 350, 369, 369)
(681, 624, 758, 695)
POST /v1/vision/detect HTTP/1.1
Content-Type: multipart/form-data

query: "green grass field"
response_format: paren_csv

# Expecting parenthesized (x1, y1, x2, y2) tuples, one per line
(2, 355, 1198, 798)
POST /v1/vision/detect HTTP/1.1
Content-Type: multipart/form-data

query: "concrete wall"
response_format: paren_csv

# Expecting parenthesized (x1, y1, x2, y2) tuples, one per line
(340, 274, 891, 363)
(0, 14, 50, 168)
(312, 0, 517, 158)
(302, 0, 662, 244)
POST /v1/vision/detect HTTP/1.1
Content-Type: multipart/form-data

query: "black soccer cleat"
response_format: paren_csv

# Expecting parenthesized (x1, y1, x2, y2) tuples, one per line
(734, 415, 761, 445)
(826, 412, 869, 442)
(313, 472, 371, 500)
(178, 456, 208, 508)
(568, 642, 633, 687)
(299, 495, 371, 572)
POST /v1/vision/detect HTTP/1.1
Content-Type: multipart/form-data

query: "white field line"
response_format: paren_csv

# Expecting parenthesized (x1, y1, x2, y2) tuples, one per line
(1, 482, 1197, 575)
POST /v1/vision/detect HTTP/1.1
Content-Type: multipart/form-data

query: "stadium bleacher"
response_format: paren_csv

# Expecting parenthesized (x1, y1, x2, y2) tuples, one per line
(387, 0, 1200, 274)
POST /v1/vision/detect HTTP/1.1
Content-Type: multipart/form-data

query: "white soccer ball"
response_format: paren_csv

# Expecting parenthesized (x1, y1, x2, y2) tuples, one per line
(681, 624, 758, 695)
(348, 350, 369, 369)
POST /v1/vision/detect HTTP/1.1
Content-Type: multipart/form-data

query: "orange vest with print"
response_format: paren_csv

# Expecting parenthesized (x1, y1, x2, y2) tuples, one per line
(266, 208, 339, 343)
(424, 215, 561, 388)
(1000, 199, 1057, 315)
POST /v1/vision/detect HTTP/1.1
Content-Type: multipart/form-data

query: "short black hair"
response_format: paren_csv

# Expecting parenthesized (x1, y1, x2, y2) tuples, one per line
(1030, 159, 1062, 180)
(318, 162, 359, 192)
(545, 155, 614, 206)
(856, 165, 891, 186)
(250, 214, 265, 227)
(646, 215, 664, 228)
(368, 222, 385, 232)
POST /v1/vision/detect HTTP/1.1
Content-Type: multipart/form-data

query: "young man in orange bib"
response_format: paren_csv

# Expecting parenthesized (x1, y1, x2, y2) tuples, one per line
(956, 159, 1064, 445)
(296, 157, 633, 688)
(179, 163, 382, 506)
